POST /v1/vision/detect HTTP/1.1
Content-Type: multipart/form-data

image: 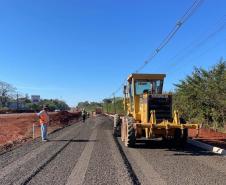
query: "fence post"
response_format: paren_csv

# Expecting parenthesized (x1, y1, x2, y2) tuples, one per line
(33, 123, 35, 139)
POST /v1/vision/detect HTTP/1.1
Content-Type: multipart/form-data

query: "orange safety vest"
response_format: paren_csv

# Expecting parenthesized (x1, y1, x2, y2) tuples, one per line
(39, 111, 49, 125)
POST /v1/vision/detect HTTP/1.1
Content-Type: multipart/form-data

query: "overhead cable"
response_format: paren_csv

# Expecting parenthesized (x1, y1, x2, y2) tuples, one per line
(109, 0, 204, 98)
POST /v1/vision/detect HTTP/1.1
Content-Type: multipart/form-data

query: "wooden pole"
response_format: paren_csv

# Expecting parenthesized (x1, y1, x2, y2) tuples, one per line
(33, 123, 35, 139)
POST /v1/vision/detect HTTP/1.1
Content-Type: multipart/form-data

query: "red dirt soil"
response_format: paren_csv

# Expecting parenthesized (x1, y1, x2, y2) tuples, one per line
(0, 111, 80, 150)
(189, 128, 226, 149)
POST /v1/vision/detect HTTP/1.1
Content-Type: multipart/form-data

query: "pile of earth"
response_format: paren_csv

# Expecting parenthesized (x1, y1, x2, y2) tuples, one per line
(0, 111, 81, 151)
(189, 128, 226, 149)
(51, 111, 81, 125)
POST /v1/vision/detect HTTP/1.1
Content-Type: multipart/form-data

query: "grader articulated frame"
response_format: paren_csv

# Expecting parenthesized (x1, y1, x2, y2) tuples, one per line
(113, 73, 199, 147)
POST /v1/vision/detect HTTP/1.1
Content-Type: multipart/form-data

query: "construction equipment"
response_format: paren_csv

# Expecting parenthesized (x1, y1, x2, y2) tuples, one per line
(113, 73, 199, 147)
(95, 107, 103, 114)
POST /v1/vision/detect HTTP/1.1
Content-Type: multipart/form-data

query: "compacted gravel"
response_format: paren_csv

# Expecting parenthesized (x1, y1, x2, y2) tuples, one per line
(0, 115, 225, 185)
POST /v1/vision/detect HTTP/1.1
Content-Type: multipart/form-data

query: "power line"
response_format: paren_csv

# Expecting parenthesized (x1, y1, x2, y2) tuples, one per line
(161, 14, 226, 72)
(163, 21, 226, 73)
(167, 37, 226, 77)
(162, 38, 226, 91)
(135, 0, 204, 73)
(108, 0, 204, 98)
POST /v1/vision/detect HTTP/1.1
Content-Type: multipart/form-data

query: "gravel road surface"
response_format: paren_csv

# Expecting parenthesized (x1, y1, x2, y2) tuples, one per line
(0, 115, 225, 185)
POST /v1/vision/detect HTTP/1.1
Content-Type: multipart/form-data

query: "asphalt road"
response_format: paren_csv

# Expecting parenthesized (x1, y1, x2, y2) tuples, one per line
(0, 115, 226, 185)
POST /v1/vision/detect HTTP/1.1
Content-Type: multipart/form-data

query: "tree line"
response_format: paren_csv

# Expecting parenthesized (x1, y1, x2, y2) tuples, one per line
(77, 59, 225, 129)
(76, 97, 124, 114)
(173, 59, 225, 129)
(0, 81, 70, 112)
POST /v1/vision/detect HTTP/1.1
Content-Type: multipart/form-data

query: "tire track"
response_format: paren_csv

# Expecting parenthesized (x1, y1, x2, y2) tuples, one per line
(21, 138, 74, 185)
(0, 124, 82, 180)
(20, 124, 85, 185)
(66, 130, 97, 185)
(23, 117, 98, 185)
(0, 118, 81, 169)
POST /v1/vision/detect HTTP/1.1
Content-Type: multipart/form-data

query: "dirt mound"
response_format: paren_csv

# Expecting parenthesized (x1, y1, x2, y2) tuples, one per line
(189, 128, 226, 139)
(51, 111, 81, 125)
(0, 111, 81, 151)
(189, 128, 226, 149)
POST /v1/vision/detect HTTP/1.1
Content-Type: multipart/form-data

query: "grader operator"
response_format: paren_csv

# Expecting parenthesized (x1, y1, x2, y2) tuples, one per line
(113, 73, 199, 147)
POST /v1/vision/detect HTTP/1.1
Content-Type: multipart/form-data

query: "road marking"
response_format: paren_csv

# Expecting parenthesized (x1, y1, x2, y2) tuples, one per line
(66, 129, 97, 185)
(127, 147, 167, 185)
(0, 124, 81, 180)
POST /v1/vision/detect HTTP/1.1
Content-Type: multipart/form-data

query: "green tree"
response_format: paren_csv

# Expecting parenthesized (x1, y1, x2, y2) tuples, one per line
(0, 81, 16, 108)
(102, 97, 124, 114)
(77, 101, 102, 112)
(173, 59, 226, 129)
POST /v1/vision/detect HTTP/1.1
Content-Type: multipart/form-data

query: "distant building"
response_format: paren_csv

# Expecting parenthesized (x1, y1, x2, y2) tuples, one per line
(31, 95, 40, 104)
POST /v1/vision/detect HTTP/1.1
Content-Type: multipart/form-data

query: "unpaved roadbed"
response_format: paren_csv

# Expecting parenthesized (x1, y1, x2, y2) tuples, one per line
(0, 115, 225, 185)
(0, 111, 80, 151)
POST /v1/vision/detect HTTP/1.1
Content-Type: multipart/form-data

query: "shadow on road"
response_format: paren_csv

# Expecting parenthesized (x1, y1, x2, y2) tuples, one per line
(48, 139, 98, 142)
(133, 139, 219, 156)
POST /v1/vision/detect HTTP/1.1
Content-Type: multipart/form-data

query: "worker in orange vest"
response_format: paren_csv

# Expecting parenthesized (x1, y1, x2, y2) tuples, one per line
(82, 108, 86, 122)
(37, 105, 50, 141)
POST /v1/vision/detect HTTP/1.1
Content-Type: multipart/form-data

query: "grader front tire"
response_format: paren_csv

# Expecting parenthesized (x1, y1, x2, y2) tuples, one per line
(113, 114, 121, 137)
(121, 118, 126, 142)
(125, 117, 136, 147)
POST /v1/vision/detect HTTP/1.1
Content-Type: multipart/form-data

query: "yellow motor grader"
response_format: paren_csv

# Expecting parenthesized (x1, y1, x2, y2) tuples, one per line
(113, 73, 199, 147)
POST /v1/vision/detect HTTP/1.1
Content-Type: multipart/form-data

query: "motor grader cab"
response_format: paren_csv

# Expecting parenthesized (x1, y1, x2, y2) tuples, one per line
(113, 73, 199, 147)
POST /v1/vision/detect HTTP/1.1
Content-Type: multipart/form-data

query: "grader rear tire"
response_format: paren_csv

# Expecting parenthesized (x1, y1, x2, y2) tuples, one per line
(182, 128, 188, 144)
(125, 117, 136, 147)
(174, 128, 188, 147)
(173, 128, 182, 147)
(113, 114, 121, 137)
(113, 127, 117, 137)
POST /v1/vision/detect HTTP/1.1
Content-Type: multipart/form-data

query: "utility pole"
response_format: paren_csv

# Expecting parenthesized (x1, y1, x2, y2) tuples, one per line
(16, 92, 19, 110)
(113, 93, 116, 114)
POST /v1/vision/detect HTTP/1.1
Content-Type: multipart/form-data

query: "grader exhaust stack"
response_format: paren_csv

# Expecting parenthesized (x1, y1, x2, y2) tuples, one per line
(113, 73, 199, 147)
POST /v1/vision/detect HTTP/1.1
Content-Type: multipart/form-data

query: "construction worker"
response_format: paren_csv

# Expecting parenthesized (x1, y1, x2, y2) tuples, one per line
(37, 105, 50, 141)
(82, 108, 86, 122)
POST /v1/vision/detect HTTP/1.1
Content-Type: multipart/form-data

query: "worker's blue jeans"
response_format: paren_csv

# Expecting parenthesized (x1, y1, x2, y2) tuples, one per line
(41, 124, 47, 140)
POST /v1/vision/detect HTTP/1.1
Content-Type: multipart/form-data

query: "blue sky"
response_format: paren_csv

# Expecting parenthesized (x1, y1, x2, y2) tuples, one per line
(0, 0, 225, 106)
